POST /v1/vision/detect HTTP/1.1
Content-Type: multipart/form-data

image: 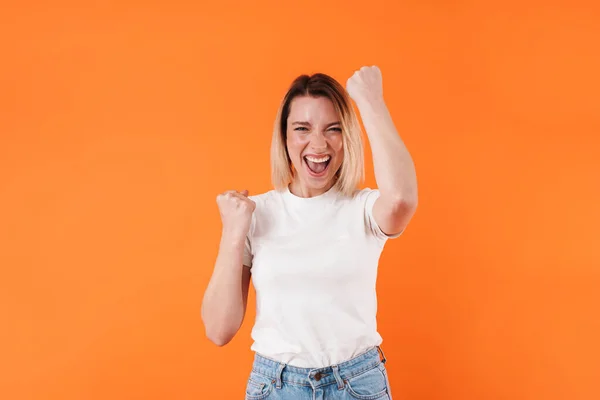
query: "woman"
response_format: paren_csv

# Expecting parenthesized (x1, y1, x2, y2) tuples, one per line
(201, 66, 418, 399)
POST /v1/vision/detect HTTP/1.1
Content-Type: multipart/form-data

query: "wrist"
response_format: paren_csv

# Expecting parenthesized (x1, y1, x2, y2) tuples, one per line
(220, 230, 247, 248)
(355, 95, 387, 116)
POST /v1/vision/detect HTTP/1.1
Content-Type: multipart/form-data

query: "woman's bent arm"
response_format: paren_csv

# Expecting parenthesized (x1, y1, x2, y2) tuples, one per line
(203, 189, 255, 346)
(201, 235, 252, 346)
(347, 66, 418, 236)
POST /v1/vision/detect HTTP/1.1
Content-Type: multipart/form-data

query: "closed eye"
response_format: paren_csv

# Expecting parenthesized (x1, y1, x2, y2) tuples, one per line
(294, 127, 309, 131)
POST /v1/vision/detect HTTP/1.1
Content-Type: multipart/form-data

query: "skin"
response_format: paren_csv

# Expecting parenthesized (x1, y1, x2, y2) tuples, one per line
(201, 189, 254, 346)
(346, 66, 418, 236)
(286, 96, 344, 198)
(201, 66, 418, 346)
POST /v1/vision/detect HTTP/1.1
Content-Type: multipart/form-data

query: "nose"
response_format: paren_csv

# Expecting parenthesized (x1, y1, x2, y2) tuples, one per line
(309, 131, 327, 150)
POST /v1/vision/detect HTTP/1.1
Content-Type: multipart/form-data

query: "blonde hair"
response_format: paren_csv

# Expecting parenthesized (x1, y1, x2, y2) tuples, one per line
(270, 73, 365, 197)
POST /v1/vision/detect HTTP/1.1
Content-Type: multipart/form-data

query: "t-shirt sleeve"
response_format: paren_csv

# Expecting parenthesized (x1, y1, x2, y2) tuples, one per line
(360, 188, 404, 240)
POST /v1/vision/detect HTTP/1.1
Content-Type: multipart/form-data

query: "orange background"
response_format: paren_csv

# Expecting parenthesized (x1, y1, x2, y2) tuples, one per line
(1, 1, 599, 399)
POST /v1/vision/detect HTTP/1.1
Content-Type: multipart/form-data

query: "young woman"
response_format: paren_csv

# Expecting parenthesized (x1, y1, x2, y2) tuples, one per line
(201, 66, 418, 399)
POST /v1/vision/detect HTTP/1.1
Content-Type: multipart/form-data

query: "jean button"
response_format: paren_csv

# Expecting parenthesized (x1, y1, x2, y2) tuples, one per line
(314, 372, 322, 381)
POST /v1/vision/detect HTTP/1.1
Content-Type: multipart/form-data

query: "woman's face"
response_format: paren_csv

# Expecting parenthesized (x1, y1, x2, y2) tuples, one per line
(286, 95, 344, 197)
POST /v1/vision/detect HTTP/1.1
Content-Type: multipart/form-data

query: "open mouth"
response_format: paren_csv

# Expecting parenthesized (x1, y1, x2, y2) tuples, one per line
(303, 155, 331, 177)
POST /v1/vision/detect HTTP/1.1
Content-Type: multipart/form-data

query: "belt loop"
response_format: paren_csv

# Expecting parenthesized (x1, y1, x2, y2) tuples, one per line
(332, 365, 344, 390)
(377, 346, 387, 364)
(275, 362, 285, 389)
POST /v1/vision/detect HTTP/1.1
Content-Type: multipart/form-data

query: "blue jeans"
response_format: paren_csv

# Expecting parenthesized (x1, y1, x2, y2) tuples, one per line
(244, 346, 393, 400)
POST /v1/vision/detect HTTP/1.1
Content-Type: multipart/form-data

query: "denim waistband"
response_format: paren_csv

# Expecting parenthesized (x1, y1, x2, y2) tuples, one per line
(250, 346, 387, 389)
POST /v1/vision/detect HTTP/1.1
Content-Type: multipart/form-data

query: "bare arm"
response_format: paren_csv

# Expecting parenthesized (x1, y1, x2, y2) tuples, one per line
(361, 98, 418, 235)
(201, 237, 251, 346)
(347, 66, 418, 236)
(201, 190, 255, 346)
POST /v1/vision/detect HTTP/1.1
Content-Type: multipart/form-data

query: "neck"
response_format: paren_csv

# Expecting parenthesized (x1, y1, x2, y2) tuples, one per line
(288, 180, 335, 198)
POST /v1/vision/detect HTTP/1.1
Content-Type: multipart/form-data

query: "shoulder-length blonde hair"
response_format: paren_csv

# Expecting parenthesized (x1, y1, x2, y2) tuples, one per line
(270, 73, 365, 197)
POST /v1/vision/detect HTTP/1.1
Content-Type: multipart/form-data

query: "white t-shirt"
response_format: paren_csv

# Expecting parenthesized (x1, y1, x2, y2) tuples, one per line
(243, 185, 401, 368)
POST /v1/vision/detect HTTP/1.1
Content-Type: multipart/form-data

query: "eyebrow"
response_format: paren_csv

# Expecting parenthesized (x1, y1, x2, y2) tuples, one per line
(291, 121, 341, 127)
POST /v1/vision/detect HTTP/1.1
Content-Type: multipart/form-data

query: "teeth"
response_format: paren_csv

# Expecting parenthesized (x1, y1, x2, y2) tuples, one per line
(305, 155, 331, 163)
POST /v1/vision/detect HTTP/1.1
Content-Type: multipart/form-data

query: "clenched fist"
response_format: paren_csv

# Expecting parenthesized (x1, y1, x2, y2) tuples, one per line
(346, 65, 384, 107)
(216, 189, 256, 241)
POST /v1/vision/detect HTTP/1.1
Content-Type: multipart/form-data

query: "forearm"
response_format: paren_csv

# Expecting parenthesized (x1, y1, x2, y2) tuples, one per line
(359, 98, 418, 204)
(201, 234, 247, 344)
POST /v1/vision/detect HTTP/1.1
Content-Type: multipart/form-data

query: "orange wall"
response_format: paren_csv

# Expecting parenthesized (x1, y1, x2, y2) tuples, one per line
(2, 1, 599, 399)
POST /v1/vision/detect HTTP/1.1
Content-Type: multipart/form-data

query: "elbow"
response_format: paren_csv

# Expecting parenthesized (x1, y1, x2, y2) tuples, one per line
(201, 315, 236, 347)
(203, 323, 236, 347)
(200, 305, 240, 347)
(206, 331, 233, 347)
(390, 193, 418, 213)
(406, 196, 418, 213)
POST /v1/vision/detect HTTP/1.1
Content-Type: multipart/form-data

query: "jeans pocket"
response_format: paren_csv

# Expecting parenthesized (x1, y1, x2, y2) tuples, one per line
(345, 364, 390, 400)
(245, 372, 274, 400)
